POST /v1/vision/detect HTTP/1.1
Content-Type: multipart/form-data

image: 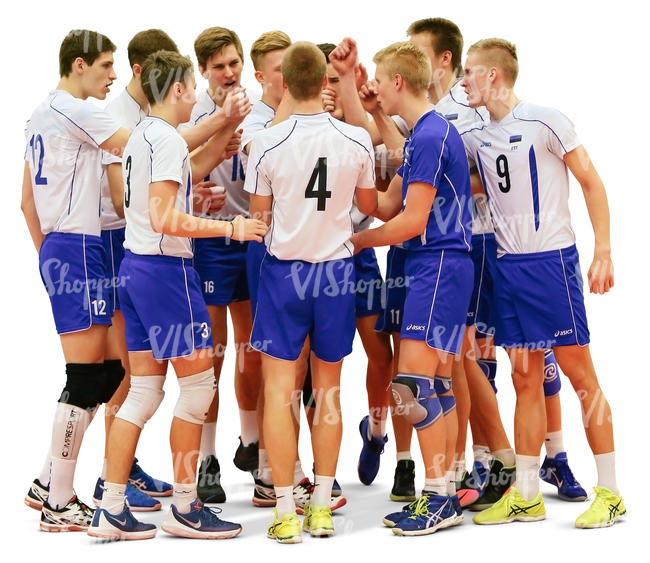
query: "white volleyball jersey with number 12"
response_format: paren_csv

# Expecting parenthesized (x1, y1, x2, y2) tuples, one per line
(244, 112, 375, 263)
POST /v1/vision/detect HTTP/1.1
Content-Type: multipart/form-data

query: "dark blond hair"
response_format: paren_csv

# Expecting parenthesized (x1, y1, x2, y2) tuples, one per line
(250, 31, 291, 70)
(127, 29, 178, 68)
(373, 41, 431, 93)
(468, 38, 519, 85)
(194, 27, 243, 70)
(282, 42, 326, 101)
(141, 50, 193, 106)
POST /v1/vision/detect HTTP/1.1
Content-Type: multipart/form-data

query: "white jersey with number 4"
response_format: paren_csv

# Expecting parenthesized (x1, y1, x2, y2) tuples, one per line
(24, 90, 119, 236)
(123, 116, 193, 258)
(244, 112, 375, 262)
(462, 101, 581, 256)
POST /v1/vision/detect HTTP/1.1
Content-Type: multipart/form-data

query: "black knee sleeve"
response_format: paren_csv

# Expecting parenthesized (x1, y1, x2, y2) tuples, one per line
(101, 360, 126, 403)
(59, 363, 106, 410)
(302, 363, 316, 408)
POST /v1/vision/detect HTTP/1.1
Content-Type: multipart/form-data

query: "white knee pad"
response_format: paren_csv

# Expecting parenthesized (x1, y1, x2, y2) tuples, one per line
(115, 375, 165, 429)
(174, 368, 216, 424)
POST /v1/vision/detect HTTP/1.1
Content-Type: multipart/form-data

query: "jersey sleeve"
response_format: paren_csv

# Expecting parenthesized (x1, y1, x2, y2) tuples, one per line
(407, 124, 450, 188)
(356, 132, 376, 189)
(241, 112, 268, 149)
(55, 97, 121, 147)
(542, 108, 581, 157)
(243, 138, 272, 196)
(150, 132, 187, 185)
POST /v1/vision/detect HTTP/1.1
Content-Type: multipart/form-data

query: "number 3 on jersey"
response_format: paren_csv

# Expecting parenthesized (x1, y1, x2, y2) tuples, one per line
(305, 157, 331, 211)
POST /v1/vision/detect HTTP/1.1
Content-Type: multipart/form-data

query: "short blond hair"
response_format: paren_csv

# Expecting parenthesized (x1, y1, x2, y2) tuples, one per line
(467, 38, 519, 85)
(141, 50, 193, 106)
(281, 42, 326, 101)
(373, 41, 431, 93)
(250, 30, 291, 70)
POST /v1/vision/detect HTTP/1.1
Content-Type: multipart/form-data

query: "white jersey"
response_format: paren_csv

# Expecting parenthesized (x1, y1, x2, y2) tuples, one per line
(24, 90, 119, 236)
(123, 117, 193, 258)
(185, 89, 248, 220)
(244, 112, 375, 262)
(100, 89, 147, 230)
(462, 101, 580, 256)
(241, 100, 276, 149)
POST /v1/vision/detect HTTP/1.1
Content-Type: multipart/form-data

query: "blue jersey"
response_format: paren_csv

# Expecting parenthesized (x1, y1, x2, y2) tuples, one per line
(398, 110, 472, 253)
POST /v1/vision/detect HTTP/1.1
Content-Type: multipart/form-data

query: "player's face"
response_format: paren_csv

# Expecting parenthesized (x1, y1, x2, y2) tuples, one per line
(259, 49, 286, 105)
(326, 63, 341, 96)
(461, 53, 490, 108)
(374, 64, 397, 115)
(81, 51, 117, 100)
(409, 32, 438, 72)
(179, 72, 197, 122)
(203, 44, 243, 97)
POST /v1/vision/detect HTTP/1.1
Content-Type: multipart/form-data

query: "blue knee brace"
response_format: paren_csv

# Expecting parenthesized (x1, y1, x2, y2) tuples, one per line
(434, 376, 456, 415)
(391, 374, 442, 430)
(543, 350, 561, 397)
(477, 359, 498, 394)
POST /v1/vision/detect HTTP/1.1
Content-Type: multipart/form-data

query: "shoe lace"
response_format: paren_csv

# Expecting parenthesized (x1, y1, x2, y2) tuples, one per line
(408, 495, 431, 518)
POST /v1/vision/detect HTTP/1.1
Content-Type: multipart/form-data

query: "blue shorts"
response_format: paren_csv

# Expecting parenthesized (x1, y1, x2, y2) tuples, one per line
(101, 227, 126, 313)
(193, 237, 249, 306)
(375, 246, 409, 333)
(494, 245, 590, 349)
(246, 240, 266, 315)
(468, 233, 497, 338)
(39, 232, 112, 334)
(251, 253, 356, 362)
(354, 248, 384, 318)
(118, 251, 212, 360)
(400, 250, 473, 355)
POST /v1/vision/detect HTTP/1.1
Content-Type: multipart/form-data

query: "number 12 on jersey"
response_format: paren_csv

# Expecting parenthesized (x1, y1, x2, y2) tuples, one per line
(305, 157, 331, 211)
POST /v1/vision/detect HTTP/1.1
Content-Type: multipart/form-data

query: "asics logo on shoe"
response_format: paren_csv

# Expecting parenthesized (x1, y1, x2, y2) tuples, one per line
(508, 502, 541, 517)
(609, 501, 621, 520)
(176, 513, 202, 529)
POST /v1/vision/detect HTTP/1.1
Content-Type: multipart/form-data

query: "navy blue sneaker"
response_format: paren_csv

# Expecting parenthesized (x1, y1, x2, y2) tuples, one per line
(88, 504, 157, 540)
(382, 498, 418, 527)
(93, 478, 161, 512)
(162, 498, 242, 539)
(332, 478, 342, 497)
(540, 452, 588, 501)
(129, 458, 172, 497)
(357, 415, 388, 485)
(392, 493, 460, 536)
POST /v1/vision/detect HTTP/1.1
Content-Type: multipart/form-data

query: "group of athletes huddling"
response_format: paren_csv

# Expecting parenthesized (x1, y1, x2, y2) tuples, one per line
(21, 18, 624, 543)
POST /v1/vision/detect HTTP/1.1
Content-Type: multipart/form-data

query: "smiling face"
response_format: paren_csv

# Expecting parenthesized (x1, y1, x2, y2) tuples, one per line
(201, 43, 243, 99)
(80, 51, 117, 100)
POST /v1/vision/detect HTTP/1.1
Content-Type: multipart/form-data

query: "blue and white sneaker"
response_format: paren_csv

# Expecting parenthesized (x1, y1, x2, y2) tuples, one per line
(382, 498, 418, 527)
(392, 493, 460, 536)
(88, 504, 157, 540)
(357, 415, 388, 485)
(162, 498, 242, 539)
(93, 478, 161, 512)
(129, 458, 172, 497)
(540, 452, 588, 501)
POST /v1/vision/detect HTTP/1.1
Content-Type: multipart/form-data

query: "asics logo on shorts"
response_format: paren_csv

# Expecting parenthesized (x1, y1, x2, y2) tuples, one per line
(554, 328, 573, 337)
(406, 324, 426, 331)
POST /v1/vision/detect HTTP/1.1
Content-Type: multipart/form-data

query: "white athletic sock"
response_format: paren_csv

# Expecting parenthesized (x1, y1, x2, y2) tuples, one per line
(239, 409, 259, 446)
(453, 457, 466, 482)
(100, 458, 108, 480)
(595, 452, 619, 494)
(493, 447, 516, 467)
(173, 482, 197, 513)
(446, 470, 456, 495)
(38, 451, 51, 486)
(473, 444, 491, 468)
(369, 414, 387, 438)
(423, 477, 447, 496)
(312, 475, 334, 506)
(396, 451, 412, 462)
(48, 458, 77, 509)
(516, 454, 540, 500)
(100, 481, 126, 514)
(544, 430, 565, 459)
(275, 486, 295, 518)
(199, 422, 217, 460)
(293, 461, 306, 485)
(258, 448, 272, 483)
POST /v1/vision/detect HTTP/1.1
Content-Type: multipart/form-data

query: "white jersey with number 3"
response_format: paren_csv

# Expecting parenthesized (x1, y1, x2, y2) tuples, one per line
(462, 101, 581, 256)
(24, 90, 119, 236)
(123, 116, 193, 258)
(244, 112, 375, 262)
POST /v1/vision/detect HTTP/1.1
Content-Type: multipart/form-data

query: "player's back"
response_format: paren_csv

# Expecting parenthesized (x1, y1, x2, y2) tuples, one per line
(246, 112, 374, 263)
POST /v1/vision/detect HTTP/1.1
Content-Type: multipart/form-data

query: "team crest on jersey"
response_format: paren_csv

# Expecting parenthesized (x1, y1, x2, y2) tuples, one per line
(444, 113, 458, 121)
(480, 141, 492, 147)
(509, 135, 522, 143)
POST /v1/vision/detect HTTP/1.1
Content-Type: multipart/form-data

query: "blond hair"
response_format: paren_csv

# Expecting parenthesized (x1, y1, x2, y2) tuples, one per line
(467, 38, 519, 85)
(194, 27, 243, 70)
(373, 41, 431, 93)
(281, 42, 326, 101)
(250, 30, 291, 70)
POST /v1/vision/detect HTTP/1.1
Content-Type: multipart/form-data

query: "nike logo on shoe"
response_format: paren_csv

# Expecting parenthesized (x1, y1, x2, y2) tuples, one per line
(176, 512, 202, 529)
(104, 512, 127, 527)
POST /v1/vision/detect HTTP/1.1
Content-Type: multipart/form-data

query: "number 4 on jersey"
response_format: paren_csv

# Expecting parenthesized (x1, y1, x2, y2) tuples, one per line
(305, 157, 331, 211)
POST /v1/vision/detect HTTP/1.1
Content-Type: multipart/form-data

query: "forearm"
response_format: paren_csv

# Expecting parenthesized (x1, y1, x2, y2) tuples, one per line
(151, 207, 232, 239)
(337, 72, 376, 137)
(582, 180, 611, 252)
(21, 202, 44, 252)
(370, 109, 404, 166)
(190, 123, 238, 179)
(355, 212, 419, 249)
(181, 111, 229, 152)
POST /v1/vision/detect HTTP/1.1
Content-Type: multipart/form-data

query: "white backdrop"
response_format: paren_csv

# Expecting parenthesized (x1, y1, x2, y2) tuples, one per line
(1, 0, 646, 559)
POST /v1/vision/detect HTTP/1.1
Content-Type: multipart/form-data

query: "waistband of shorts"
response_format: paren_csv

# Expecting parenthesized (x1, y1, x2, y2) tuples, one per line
(101, 226, 126, 235)
(405, 248, 471, 260)
(44, 232, 103, 245)
(124, 249, 193, 266)
(263, 252, 354, 267)
(194, 236, 249, 251)
(471, 232, 496, 242)
(498, 244, 577, 261)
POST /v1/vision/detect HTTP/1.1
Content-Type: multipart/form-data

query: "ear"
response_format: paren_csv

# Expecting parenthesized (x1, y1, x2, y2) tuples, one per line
(72, 56, 86, 75)
(173, 81, 184, 99)
(488, 67, 497, 82)
(322, 75, 328, 89)
(394, 73, 404, 91)
(132, 63, 142, 78)
(441, 50, 452, 68)
(254, 69, 265, 86)
(198, 65, 207, 78)
(281, 76, 288, 90)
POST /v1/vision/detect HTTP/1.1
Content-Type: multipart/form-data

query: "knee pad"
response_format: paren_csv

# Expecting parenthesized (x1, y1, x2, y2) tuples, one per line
(391, 374, 442, 430)
(59, 363, 105, 410)
(477, 359, 498, 394)
(543, 350, 561, 397)
(101, 360, 126, 403)
(174, 368, 217, 424)
(434, 376, 456, 415)
(302, 364, 316, 409)
(116, 375, 165, 429)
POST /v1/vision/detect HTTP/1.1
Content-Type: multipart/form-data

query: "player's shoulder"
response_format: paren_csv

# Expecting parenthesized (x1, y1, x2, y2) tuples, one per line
(512, 101, 574, 130)
(137, 117, 186, 151)
(49, 89, 103, 122)
(190, 89, 218, 124)
(326, 117, 373, 151)
(415, 110, 456, 142)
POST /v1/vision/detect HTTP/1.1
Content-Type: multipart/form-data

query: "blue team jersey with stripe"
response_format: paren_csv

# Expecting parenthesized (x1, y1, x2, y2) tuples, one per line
(398, 109, 472, 253)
